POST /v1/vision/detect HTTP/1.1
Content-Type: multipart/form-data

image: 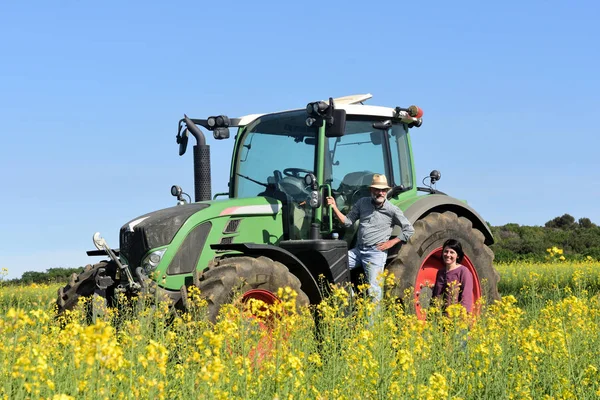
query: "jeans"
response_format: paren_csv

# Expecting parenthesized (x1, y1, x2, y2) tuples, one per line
(348, 245, 388, 301)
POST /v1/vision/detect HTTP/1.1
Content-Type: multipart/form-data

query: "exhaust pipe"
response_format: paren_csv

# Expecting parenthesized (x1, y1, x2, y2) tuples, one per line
(193, 144, 211, 202)
(183, 115, 211, 202)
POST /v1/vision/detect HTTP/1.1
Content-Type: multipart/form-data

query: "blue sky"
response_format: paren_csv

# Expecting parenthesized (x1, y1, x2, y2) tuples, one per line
(1, 0, 598, 279)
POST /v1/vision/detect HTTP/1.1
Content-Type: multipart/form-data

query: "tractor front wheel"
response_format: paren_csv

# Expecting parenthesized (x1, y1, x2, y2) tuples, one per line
(56, 260, 117, 317)
(386, 211, 500, 318)
(194, 256, 310, 322)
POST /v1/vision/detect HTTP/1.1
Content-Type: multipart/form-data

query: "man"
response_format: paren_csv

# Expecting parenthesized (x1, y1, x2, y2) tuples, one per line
(326, 174, 414, 301)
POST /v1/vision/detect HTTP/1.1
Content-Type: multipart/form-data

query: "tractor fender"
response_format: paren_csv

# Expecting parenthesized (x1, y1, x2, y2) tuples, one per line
(393, 194, 494, 245)
(210, 243, 322, 304)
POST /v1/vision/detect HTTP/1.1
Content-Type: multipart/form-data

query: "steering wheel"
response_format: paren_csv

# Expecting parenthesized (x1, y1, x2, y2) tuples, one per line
(283, 168, 313, 179)
(273, 168, 313, 203)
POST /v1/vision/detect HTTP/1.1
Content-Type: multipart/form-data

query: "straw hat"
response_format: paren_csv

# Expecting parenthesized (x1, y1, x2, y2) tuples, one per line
(369, 174, 391, 190)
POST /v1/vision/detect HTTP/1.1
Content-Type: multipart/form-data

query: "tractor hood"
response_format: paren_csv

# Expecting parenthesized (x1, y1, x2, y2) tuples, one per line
(119, 203, 210, 267)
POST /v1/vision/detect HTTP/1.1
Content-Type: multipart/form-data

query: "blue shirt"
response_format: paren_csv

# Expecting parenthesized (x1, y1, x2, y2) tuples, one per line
(344, 197, 414, 247)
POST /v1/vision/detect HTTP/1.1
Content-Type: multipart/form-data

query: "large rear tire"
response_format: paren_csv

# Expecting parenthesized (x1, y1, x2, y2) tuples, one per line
(56, 260, 117, 316)
(194, 256, 310, 322)
(386, 211, 500, 318)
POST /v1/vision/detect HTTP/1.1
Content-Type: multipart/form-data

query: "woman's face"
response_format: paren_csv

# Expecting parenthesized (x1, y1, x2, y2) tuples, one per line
(442, 247, 458, 266)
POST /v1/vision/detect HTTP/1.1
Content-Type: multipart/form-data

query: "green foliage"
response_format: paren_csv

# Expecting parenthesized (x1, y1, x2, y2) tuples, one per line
(492, 215, 600, 263)
(544, 213, 577, 229)
(578, 217, 596, 229)
(7, 266, 85, 286)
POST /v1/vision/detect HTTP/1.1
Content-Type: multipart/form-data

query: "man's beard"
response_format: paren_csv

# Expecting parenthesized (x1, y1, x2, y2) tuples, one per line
(371, 193, 385, 205)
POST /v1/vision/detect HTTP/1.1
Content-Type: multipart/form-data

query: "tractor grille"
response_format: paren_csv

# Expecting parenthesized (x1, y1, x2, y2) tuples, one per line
(220, 236, 234, 245)
(119, 203, 211, 268)
(167, 222, 212, 275)
(223, 219, 241, 233)
(120, 227, 149, 269)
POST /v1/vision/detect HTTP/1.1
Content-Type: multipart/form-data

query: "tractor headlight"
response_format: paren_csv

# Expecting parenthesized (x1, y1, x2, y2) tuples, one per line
(142, 248, 167, 274)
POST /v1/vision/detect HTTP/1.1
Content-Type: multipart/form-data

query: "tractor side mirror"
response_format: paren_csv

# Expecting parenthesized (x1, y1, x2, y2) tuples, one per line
(325, 109, 346, 137)
(177, 128, 189, 156)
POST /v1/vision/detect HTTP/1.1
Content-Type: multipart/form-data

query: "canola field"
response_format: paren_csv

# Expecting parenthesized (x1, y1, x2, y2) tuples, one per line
(1, 259, 600, 400)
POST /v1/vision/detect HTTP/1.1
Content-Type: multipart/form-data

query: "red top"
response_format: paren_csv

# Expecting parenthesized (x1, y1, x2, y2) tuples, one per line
(432, 265, 474, 312)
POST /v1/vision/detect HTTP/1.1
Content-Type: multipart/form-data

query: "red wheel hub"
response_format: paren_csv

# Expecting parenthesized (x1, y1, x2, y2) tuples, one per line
(240, 289, 283, 366)
(240, 289, 282, 328)
(414, 247, 482, 319)
(241, 289, 280, 305)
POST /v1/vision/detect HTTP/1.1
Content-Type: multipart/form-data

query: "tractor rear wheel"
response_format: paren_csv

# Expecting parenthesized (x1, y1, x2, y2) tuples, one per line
(56, 260, 117, 316)
(386, 211, 500, 318)
(194, 256, 310, 322)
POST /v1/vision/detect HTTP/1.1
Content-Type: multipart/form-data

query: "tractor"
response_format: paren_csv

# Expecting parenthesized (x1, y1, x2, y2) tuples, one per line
(57, 94, 500, 320)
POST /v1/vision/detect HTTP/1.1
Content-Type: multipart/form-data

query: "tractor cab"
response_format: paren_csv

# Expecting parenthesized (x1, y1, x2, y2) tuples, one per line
(225, 95, 423, 245)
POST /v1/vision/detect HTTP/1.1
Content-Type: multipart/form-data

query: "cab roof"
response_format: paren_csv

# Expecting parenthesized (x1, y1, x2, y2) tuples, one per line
(232, 94, 399, 127)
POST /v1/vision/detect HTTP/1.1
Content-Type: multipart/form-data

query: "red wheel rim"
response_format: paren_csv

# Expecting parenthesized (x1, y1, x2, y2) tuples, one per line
(240, 289, 282, 366)
(241, 289, 280, 305)
(241, 289, 281, 328)
(414, 247, 482, 320)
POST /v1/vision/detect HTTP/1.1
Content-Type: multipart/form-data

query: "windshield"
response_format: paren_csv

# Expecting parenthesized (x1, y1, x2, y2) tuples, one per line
(233, 111, 413, 211)
(325, 120, 413, 212)
(234, 110, 315, 202)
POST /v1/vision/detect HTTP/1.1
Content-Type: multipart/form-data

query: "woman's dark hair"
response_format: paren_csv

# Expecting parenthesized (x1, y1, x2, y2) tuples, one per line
(442, 239, 464, 263)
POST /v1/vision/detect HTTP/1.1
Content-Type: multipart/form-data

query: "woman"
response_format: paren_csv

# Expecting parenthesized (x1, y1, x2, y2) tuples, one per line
(432, 239, 474, 312)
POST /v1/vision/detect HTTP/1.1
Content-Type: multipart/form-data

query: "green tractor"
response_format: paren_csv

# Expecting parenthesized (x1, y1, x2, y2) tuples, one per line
(57, 94, 500, 320)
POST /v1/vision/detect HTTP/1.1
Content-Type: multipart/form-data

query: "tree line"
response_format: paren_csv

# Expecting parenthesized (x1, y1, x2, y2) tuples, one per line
(2, 214, 598, 285)
(3, 267, 85, 286)
(490, 214, 600, 263)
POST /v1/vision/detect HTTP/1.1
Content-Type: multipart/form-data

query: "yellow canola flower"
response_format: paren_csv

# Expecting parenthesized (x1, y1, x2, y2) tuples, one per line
(307, 352, 322, 367)
(203, 330, 225, 351)
(138, 340, 169, 376)
(61, 320, 126, 372)
(419, 372, 449, 400)
(4, 308, 35, 332)
(396, 349, 413, 371)
(3, 259, 600, 399)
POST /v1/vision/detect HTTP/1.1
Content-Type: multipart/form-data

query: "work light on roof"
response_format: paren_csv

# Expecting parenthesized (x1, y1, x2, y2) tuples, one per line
(313, 101, 328, 114)
(216, 116, 228, 127)
(306, 101, 329, 117)
(206, 115, 229, 128)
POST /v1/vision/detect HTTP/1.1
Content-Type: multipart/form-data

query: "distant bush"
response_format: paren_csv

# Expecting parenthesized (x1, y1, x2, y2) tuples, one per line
(491, 215, 600, 263)
(6, 267, 84, 286)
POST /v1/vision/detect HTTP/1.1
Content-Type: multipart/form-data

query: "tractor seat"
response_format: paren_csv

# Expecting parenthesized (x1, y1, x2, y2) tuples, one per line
(338, 171, 374, 205)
